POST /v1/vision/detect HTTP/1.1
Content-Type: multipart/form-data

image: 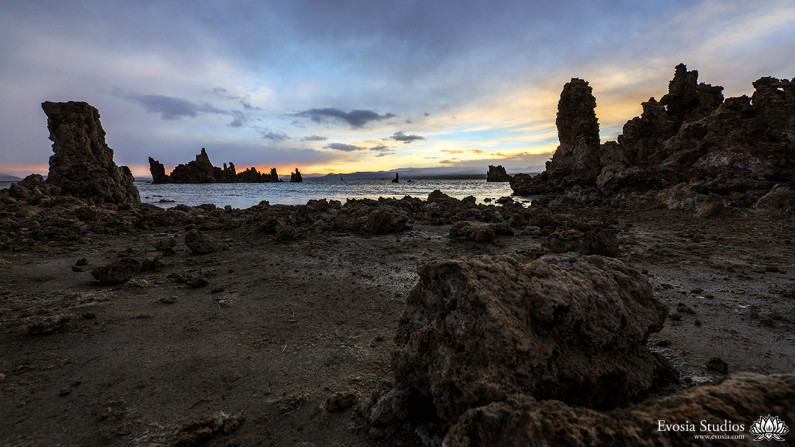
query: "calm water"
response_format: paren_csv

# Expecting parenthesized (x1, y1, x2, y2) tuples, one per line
(137, 178, 517, 208)
(1, 178, 519, 208)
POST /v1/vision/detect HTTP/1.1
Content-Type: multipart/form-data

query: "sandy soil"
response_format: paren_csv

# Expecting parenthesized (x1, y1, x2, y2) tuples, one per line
(0, 206, 793, 446)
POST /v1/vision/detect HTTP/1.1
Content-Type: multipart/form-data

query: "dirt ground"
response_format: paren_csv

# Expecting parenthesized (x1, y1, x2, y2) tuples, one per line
(0, 206, 793, 446)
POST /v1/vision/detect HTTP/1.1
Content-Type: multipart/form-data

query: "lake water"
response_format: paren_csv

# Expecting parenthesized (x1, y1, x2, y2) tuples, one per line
(137, 178, 517, 208)
(1, 179, 518, 208)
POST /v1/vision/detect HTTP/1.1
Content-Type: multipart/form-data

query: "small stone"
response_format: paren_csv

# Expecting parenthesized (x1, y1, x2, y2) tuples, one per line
(185, 229, 222, 255)
(326, 391, 359, 413)
(187, 277, 209, 289)
(91, 258, 141, 285)
(75, 258, 88, 266)
(705, 356, 729, 375)
(71, 266, 83, 272)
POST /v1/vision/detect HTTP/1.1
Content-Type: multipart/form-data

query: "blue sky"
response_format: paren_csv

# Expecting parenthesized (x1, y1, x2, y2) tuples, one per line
(1, 0, 794, 177)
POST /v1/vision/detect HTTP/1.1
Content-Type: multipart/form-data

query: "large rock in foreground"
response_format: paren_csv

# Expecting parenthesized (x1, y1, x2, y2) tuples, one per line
(42, 101, 139, 204)
(446, 373, 795, 446)
(391, 253, 675, 423)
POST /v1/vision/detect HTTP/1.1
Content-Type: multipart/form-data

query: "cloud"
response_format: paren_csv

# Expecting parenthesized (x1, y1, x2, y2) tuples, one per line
(389, 131, 425, 144)
(260, 130, 290, 141)
(301, 135, 327, 141)
(325, 142, 365, 152)
(228, 110, 247, 128)
(441, 148, 486, 154)
(292, 108, 396, 128)
(117, 92, 225, 120)
(370, 144, 395, 157)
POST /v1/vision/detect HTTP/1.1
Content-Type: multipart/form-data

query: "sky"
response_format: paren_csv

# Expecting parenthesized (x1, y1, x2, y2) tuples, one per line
(1, 0, 794, 178)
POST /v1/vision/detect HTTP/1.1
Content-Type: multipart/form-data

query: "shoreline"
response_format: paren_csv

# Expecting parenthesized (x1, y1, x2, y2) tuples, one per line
(1, 190, 793, 445)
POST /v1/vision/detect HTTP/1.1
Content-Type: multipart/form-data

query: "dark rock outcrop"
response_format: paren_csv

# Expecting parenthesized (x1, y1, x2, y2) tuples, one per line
(486, 165, 511, 182)
(42, 101, 139, 204)
(512, 79, 601, 195)
(755, 184, 795, 211)
(290, 169, 303, 182)
(544, 228, 619, 256)
(236, 167, 267, 183)
(446, 373, 795, 446)
(171, 411, 244, 447)
(149, 157, 169, 184)
(511, 65, 795, 207)
(448, 222, 496, 243)
(363, 206, 410, 235)
(184, 229, 223, 255)
(169, 148, 217, 183)
(388, 253, 675, 424)
(151, 148, 281, 184)
(392, 172, 399, 183)
(90, 258, 141, 285)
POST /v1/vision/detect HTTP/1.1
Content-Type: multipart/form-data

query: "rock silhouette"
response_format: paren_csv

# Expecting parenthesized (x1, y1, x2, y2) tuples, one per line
(511, 64, 795, 209)
(148, 157, 169, 184)
(149, 148, 288, 183)
(486, 165, 511, 182)
(42, 101, 139, 204)
(290, 168, 303, 182)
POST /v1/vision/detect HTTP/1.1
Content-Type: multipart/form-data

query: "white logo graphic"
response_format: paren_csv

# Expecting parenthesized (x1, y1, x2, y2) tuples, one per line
(749, 415, 789, 442)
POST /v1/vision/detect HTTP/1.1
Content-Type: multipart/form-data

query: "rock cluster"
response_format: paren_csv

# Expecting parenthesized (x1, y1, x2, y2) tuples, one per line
(486, 165, 511, 182)
(446, 373, 794, 446)
(380, 253, 675, 426)
(149, 148, 285, 183)
(42, 101, 139, 204)
(511, 64, 795, 210)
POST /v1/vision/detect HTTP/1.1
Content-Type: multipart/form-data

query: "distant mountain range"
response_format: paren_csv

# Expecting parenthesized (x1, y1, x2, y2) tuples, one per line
(0, 173, 22, 181)
(133, 165, 546, 183)
(307, 165, 545, 181)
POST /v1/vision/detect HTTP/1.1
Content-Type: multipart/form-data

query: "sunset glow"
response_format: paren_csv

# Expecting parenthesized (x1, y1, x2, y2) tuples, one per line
(1, 1, 794, 178)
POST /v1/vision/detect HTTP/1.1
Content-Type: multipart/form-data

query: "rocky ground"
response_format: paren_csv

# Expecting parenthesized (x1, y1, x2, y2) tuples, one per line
(0, 200, 793, 446)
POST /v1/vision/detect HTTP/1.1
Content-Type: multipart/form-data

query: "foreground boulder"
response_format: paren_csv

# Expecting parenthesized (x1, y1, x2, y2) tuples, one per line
(389, 253, 675, 423)
(42, 101, 139, 204)
(446, 373, 795, 446)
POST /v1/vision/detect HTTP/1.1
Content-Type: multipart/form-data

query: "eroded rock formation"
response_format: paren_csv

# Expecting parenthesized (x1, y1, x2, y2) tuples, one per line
(149, 157, 169, 184)
(511, 64, 795, 209)
(486, 165, 511, 182)
(42, 101, 139, 204)
(386, 253, 676, 424)
(149, 148, 287, 183)
(168, 148, 217, 183)
(290, 169, 303, 182)
(511, 79, 601, 194)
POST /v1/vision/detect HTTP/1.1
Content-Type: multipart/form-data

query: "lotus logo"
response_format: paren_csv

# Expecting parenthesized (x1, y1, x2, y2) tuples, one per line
(750, 415, 789, 441)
